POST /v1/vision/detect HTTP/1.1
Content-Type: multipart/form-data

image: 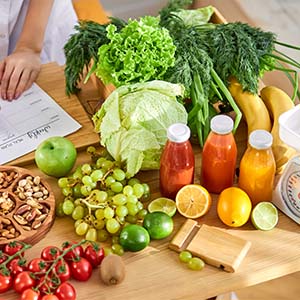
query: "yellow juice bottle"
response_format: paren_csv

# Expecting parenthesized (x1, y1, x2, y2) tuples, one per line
(238, 130, 276, 206)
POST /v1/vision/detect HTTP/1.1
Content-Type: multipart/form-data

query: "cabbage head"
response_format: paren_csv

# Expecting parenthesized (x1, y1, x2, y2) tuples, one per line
(92, 80, 187, 177)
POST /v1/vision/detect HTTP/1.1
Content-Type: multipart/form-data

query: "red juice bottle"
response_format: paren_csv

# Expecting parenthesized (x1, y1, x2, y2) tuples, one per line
(201, 115, 237, 194)
(159, 123, 195, 199)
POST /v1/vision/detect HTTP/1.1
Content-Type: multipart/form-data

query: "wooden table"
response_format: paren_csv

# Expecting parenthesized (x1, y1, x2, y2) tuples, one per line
(2, 62, 299, 300)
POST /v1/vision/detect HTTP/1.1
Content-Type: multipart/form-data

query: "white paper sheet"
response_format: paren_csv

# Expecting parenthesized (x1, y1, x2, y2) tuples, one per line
(0, 83, 81, 164)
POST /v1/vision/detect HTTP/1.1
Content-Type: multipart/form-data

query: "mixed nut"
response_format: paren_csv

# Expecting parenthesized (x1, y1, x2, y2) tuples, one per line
(0, 217, 20, 240)
(0, 168, 54, 242)
(0, 170, 18, 189)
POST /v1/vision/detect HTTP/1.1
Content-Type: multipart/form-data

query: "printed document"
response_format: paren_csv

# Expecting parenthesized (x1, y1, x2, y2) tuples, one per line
(0, 83, 81, 164)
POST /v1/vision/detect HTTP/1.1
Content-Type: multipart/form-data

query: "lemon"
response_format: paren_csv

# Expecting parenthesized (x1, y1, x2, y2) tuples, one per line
(217, 187, 252, 227)
(148, 197, 177, 217)
(251, 202, 278, 231)
(119, 224, 150, 252)
(175, 184, 212, 219)
(143, 212, 174, 240)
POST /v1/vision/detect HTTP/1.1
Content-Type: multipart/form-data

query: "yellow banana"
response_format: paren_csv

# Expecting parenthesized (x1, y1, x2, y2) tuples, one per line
(260, 85, 296, 174)
(228, 78, 272, 136)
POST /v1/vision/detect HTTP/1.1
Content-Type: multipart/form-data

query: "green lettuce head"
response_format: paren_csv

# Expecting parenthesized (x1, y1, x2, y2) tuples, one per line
(95, 16, 176, 87)
(92, 80, 187, 177)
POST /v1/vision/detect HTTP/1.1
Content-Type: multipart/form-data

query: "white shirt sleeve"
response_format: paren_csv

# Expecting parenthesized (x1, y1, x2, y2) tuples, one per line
(40, 0, 78, 65)
(0, 0, 78, 65)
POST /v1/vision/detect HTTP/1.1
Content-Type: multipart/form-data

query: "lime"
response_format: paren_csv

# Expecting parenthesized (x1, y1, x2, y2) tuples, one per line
(148, 197, 177, 217)
(251, 202, 278, 231)
(143, 211, 173, 240)
(119, 224, 150, 252)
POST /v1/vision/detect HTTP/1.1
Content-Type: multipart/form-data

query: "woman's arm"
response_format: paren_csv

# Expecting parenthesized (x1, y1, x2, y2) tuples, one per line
(0, 0, 54, 100)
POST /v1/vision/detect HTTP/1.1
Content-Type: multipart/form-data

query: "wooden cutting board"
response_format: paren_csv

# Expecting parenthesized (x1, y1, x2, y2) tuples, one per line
(7, 63, 100, 166)
(169, 219, 251, 272)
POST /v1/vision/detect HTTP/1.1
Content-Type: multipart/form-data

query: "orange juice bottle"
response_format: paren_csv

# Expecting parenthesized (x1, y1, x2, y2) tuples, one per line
(238, 130, 276, 206)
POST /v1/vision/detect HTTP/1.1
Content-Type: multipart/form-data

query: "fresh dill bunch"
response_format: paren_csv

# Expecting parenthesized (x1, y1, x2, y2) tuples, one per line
(206, 22, 276, 94)
(162, 15, 213, 98)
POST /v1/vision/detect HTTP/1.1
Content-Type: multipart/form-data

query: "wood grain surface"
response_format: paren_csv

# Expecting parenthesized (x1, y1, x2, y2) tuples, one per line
(2, 129, 299, 300)
(2, 3, 300, 300)
(2, 92, 300, 300)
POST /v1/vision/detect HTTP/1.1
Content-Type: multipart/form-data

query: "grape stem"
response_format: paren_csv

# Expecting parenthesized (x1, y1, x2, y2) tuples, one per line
(81, 198, 107, 215)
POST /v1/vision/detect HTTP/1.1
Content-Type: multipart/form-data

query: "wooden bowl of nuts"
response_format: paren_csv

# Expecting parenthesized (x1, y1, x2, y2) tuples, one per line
(0, 166, 55, 248)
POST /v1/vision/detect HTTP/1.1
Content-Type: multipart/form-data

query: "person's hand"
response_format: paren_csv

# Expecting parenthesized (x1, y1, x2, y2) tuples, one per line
(0, 48, 41, 100)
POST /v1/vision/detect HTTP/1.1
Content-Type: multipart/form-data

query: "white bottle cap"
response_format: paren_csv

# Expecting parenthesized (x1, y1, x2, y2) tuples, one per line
(167, 123, 191, 143)
(210, 115, 234, 135)
(249, 129, 273, 149)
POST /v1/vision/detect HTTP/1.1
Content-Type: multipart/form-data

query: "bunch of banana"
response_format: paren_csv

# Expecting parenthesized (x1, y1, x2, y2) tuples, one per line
(260, 86, 296, 174)
(229, 78, 296, 174)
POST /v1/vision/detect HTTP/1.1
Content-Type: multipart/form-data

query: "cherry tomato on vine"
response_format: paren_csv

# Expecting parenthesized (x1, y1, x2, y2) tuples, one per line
(69, 257, 92, 281)
(55, 282, 76, 300)
(0, 272, 12, 293)
(20, 288, 40, 300)
(84, 244, 105, 268)
(53, 260, 71, 283)
(4, 241, 24, 256)
(42, 295, 59, 300)
(8, 258, 27, 277)
(61, 241, 84, 261)
(13, 271, 35, 294)
(27, 258, 49, 274)
(41, 246, 61, 261)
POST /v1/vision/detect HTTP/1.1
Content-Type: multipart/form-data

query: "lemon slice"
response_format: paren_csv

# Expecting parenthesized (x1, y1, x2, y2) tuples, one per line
(251, 202, 278, 231)
(175, 184, 212, 219)
(148, 197, 177, 217)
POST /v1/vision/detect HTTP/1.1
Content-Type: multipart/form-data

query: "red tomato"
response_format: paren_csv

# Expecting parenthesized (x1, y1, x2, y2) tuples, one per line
(4, 241, 24, 256)
(61, 241, 84, 261)
(0, 273, 12, 293)
(20, 288, 40, 300)
(42, 295, 59, 300)
(55, 282, 76, 300)
(84, 244, 105, 268)
(27, 258, 49, 274)
(13, 271, 35, 294)
(53, 260, 71, 283)
(8, 258, 27, 277)
(69, 257, 92, 281)
(41, 246, 61, 261)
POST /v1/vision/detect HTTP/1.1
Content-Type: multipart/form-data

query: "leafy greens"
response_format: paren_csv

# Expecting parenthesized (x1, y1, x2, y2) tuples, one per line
(95, 16, 176, 87)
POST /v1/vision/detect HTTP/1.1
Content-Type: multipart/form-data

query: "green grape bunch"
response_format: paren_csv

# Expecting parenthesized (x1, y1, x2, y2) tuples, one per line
(56, 146, 150, 249)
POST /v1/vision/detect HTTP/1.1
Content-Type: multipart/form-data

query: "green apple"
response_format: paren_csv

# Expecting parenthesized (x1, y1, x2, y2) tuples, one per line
(35, 136, 77, 177)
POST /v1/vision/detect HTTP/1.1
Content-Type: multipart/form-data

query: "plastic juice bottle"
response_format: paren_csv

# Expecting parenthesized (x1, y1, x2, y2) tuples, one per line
(159, 123, 195, 199)
(201, 115, 237, 194)
(238, 129, 276, 206)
